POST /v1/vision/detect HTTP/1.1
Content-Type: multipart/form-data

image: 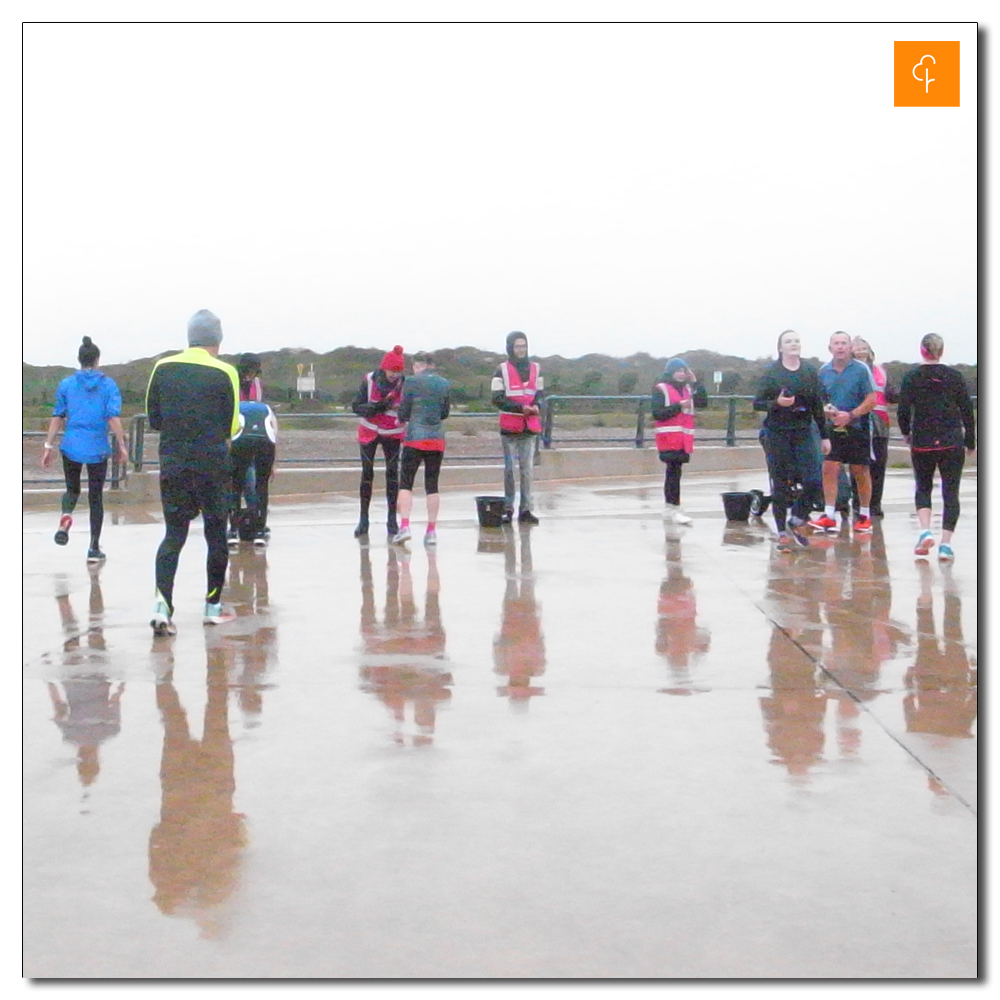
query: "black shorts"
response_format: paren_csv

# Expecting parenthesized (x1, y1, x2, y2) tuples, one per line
(825, 425, 871, 467)
(159, 466, 232, 523)
(400, 447, 443, 494)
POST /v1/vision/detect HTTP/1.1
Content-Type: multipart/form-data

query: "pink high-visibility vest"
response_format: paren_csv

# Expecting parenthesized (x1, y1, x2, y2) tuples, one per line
(654, 382, 694, 454)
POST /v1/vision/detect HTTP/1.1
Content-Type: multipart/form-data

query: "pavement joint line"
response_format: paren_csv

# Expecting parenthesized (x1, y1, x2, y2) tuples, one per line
(738, 586, 977, 817)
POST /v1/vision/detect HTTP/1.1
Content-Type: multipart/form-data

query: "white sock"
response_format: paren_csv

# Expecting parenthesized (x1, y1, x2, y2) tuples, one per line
(860, 506, 870, 518)
(825, 505, 835, 518)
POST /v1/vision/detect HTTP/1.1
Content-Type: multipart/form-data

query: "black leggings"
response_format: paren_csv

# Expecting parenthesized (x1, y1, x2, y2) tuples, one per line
(231, 439, 276, 535)
(400, 447, 443, 494)
(359, 436, 401, 513)
(61, 455, 108, 543)
(155, 515, 229, 614)
(912, 447, 965, 532)
(662, 461, 683, 506)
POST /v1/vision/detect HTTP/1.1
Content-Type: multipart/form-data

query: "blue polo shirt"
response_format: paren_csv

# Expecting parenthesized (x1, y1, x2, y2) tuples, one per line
(819, 359, 876, 429)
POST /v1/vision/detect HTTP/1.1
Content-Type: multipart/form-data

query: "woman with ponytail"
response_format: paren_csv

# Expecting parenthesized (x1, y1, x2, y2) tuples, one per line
(41, 337, 129, 561)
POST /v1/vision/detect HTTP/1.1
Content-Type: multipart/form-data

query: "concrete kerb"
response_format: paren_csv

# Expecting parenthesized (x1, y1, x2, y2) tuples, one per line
(23, 443, 962, 508)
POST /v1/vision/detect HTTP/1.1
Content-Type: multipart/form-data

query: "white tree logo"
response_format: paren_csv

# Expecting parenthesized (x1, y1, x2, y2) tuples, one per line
(912, 54, 936, 94)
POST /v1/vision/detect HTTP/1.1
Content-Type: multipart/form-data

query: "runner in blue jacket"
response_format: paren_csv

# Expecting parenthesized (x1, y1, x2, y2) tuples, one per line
(41, 337, 129, 562)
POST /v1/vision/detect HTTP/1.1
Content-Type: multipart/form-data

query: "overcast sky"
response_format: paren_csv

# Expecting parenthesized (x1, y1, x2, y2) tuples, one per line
(23, 20, 978, 367)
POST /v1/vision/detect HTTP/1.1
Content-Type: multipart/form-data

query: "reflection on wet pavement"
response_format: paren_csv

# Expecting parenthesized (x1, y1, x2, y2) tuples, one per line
(358, 547, 453, 746)
(491, 527, 546, 707)
(48, 568, 124, 797)
(23, 472, 977, 977)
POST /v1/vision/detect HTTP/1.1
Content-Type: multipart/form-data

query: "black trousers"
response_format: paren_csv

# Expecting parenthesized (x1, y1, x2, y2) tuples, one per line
(231, 438, 276, 536)
(359, 436, 401, 515)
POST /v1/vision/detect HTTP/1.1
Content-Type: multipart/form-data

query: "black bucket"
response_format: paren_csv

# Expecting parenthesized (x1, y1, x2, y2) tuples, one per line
(475, 495, 507, 528)
(721, 491, 754, 522)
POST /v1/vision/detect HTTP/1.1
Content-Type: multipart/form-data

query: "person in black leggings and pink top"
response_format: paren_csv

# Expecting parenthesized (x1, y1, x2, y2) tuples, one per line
(896, 333, 976, 561)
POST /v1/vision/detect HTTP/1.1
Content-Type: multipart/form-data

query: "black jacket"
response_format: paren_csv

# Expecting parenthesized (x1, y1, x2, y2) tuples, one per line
(897, 364, 975, 450)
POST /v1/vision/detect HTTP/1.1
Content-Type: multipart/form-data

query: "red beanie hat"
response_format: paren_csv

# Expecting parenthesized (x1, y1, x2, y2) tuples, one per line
(380, 345, 405, 371)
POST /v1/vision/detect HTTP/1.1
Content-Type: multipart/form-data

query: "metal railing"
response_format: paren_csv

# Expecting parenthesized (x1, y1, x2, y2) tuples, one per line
(541, 395, 759, 449)
(26, 393, 976, 483)
(126, 411, 507, 471)
(22, 431, 128, 488)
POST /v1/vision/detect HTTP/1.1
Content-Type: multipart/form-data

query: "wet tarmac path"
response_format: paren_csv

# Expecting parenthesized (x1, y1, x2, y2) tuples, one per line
(23, 470, 976, 978)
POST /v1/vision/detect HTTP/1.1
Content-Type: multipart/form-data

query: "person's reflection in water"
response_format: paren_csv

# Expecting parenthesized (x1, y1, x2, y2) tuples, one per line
(148, 631, 246, 938)
(758, 547, 828, 782)
(822, 528, 908, 759)
(655, 533, 709, 695)
(358, 547, 452, 746)
(47, 567, 124, 797)
(493, 525, 547, 709)
(224, 550, 277, 728)
(905, 563, 977, 795)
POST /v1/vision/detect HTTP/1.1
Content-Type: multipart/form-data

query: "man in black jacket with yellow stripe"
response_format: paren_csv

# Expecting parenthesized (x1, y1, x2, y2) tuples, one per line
(146, 310, 240, 635)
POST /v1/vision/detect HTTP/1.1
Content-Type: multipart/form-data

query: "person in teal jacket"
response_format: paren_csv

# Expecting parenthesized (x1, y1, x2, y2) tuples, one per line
(41, 336, 129, 562)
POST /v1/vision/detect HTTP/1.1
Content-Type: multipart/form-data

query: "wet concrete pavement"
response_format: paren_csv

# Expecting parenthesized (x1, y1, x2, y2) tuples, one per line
(22, 469, 977, 978)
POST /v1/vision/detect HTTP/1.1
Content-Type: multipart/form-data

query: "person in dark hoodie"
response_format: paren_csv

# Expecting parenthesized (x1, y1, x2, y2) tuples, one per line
(350, 345, 406, 538)
(41, 336, 129, 562)
(753, 330, 830, 551)
(491, 331, 544, 524)
(651, 358, 707, 524)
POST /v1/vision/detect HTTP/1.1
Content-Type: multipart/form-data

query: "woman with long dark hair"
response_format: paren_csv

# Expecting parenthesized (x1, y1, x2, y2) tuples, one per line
(753, 330, 830, 551)
(41, 337, 129, 561)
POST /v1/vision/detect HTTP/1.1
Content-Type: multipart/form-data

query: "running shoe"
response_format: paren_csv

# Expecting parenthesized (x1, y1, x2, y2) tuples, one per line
(853, 516, 873, 533)
(424, 529, 437, 546)
(789, 526, 810, 548)
(86, 547, 106, 563)
(150, 597, 176, 637)
(914, 531, 935, 557)
(353, 518, 369, 538)
(252, 532, 268, 548)
(390, 527, 412, 545)
(938, 544, 955, 561)
(518, 511, 540, 525)
(203, 602, 237, 625)
(810, 514, 838, 533)
(54, 515, 72, 546)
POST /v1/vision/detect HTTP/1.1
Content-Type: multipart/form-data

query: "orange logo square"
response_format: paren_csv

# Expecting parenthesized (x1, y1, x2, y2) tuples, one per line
(894, 41, 960, 107)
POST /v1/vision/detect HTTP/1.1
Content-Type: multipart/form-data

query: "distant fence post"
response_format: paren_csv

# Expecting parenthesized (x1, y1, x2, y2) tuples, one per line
(725, 397, 737, 447)
(541, 398, 555, 450)
(634, 397, 646, 449)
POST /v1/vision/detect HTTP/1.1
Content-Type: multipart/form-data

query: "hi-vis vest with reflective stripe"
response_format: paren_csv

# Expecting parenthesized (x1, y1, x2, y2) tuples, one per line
(499, 361, 542, 434)
(871, 364, 889, 426)
(654, 382, 694, 454)
(357, 372, 405, 444)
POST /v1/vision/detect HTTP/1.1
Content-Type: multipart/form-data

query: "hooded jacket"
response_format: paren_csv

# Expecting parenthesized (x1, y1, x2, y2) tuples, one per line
(491, 332, 545, 434)
(53, 369, 123, 464)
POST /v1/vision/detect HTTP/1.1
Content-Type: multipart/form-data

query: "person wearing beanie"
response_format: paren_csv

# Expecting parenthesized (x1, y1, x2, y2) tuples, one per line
(350, 345, 407, 537)
(651, 357, 707, 524)
(41, 336, 130, 562)
(491, 331, 544, 524)
(145, 310, 240, 635)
